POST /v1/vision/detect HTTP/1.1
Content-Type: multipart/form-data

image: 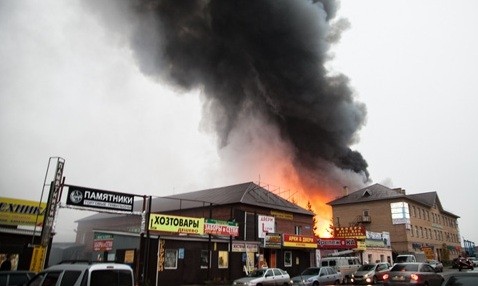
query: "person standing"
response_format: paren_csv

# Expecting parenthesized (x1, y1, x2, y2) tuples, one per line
(0, 254, 12, 271)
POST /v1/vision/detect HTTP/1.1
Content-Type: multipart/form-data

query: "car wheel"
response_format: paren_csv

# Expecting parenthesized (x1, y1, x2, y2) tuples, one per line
(334, 280, 340, 285)
(312, 282, 319, 286)
(373, 276, 378, 284)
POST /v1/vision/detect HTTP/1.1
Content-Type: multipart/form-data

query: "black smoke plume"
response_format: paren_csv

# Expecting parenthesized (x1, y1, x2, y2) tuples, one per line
(86, 0, 369, 188)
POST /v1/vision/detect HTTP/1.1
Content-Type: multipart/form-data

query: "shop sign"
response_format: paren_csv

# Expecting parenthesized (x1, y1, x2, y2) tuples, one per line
(355, 241, 367, 251)
(0, 197, 46, 226)
(270, 210, 293, 220)
(264, 233, 282, 249)
(66, 185, 134, 212)
(333, 226, 366, 239)
(283, 234, 317, 248)
(149, 213, 204, 234)
(258, 215, 275, 238)
(93, 232, 113, 251)
(204, 219, 239, 236)
(232, 243, 246, 252)
(422, 246, 434, 259)
(317, 238, 357, 249)
(246, 244, 259, 252)
(232, 243, 259, 252)
(29, 245, 46, 273)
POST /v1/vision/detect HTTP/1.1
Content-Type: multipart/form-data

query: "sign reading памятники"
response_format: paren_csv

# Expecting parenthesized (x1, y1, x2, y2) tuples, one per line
(66, 185, 134, 212)
(149, 214, 204, 235)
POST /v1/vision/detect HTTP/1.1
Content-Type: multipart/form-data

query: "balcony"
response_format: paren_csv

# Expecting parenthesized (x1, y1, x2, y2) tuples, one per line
(357, 215, 371, 223)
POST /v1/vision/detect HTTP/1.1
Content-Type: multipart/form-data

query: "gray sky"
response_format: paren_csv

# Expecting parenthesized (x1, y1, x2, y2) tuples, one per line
(1, 0, 477, 244)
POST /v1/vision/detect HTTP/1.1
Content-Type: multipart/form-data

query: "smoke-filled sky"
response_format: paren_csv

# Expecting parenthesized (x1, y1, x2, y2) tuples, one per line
(1, 0, 478, 244)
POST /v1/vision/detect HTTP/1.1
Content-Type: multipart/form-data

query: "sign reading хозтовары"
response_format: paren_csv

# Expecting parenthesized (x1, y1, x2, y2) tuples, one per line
(66, 185, 134, 212)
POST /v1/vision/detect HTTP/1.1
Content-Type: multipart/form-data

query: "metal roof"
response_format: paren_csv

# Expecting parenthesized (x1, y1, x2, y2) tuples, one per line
(327, 183, 459, 218)
(150, 181, 312, 215)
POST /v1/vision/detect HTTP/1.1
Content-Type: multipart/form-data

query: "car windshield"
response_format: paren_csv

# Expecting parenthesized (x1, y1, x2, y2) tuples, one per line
(391, 264, 419, 272)
(358, 264, 376, 271)
(301, 268, 320, 275)
(248, 269, 266, 277)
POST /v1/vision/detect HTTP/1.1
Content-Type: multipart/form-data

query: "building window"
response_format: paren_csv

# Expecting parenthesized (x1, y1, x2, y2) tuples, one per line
(164, 249, 178, 269)
(410, 225, 414, 237)
(295, 226, 302, 235)
(363, 209, 369, 217)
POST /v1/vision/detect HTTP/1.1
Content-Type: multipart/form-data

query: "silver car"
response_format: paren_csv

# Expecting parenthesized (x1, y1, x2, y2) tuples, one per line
(351, 262, 391, 284)
(291, 266, 342, 286)
(232, 268, 291, 286)
(383, 263, 443, 286)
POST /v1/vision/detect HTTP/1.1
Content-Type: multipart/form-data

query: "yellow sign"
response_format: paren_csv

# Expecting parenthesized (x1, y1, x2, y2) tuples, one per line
(0, 197, 46, 226)
(149, 214, 204, 234)
(30, 245, 47, 272)
(354, 241, 367, 251)
(124, 250, 135, 263)
(270, 210, 293, 220)
(422, 247, 434, 259)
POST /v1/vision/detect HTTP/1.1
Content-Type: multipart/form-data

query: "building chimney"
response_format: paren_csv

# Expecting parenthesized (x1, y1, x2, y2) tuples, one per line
(393, 188, 406, 195)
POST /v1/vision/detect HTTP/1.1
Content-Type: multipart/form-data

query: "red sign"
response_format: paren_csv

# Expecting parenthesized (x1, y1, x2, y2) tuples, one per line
(94, 240, 113, 251)
(333, 226, 366, 239)
(317, 238, 357, 249)
(204, 223, 239, 236)
(283, 234, 317, 248)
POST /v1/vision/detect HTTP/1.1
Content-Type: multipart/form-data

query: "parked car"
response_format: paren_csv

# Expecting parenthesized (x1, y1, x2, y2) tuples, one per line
(451, 257, 474, 271)
(441, 271, 478, 286)
(26, 261, 134, 286)
(0, 270, 35, 286)
(351, 262, 391, 284)
(383, 262, 443, 286)
(427, 260, 444, 272)
(290, 266, 342, 286)
(232, 268, 291, 286)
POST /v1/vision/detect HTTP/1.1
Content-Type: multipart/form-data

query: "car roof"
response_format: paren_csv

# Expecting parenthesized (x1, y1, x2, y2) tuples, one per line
(46, 262, 132, 271)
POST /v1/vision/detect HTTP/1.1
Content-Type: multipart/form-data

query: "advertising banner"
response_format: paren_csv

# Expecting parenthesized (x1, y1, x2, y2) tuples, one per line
(283, 234, 317, 248)
(204, 219, 239, 236)
(0, 197, 46, 226)
(317, 238, 357, 249)
(93, 232, 114, 251)
(333, 226, 366, 239)
(149, 213, 204, 234)
(66, 185, 134, 212)
(258, 215, 275, 238)
(264, 233, 282, 249)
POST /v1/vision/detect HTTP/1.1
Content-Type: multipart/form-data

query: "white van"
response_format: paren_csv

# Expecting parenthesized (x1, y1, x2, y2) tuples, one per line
(395, 254, 417, 263)
(27, 262, 134, 286)
(319, 256, 361, 284)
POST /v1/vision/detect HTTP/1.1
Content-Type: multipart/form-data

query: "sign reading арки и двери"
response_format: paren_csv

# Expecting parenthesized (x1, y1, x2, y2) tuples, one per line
(66, 185, 134, 212)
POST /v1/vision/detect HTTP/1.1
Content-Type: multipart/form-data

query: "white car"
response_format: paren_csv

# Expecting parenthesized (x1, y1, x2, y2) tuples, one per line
(233, 268, 291, 286)
(291, 266, 342, 286)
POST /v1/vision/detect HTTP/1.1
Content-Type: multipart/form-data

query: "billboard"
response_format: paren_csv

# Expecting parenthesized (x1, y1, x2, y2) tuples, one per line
(204, 219, 239, 236)
(258, 215, 275, 238)
(0, 197, 46, 226)
(149, 214, 204, 234)
(66, 185, 134, 212)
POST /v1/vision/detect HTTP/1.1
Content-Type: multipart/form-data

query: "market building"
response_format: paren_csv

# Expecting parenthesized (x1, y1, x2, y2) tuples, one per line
(327, 183, 461, 262)
(74, 182, 318, 285)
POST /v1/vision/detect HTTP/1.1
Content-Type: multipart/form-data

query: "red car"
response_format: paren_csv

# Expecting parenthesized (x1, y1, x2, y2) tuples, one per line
(452, 257, 474, 271)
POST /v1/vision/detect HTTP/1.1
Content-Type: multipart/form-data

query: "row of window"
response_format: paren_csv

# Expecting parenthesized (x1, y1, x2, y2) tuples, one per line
(409, 225, 459, 243)
(411, 205, 457, 228)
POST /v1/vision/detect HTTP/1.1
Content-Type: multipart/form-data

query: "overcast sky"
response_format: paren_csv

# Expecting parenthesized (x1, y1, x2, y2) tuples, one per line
(1, 0, 477, 245)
